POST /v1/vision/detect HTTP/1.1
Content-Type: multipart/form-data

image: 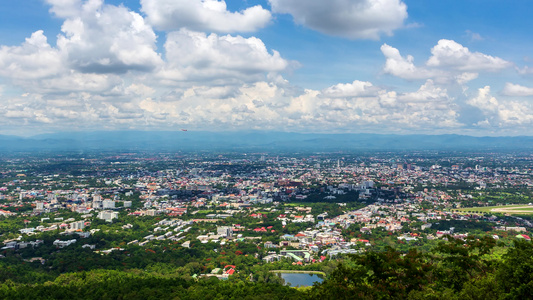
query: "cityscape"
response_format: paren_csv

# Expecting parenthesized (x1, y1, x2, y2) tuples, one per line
(0, 150, 532, 298)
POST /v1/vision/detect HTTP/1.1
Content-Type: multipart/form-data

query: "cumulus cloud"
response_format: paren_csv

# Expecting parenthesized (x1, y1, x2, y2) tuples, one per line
(50, 0, 162, 73)
(455, 72, 478, 85)
(0, 1, 529, 136)
(37, 72, 122, 93)
(141, 0, 271, 32)
(467, 86, 499, 112)
(159, 29, 289, 83)
(502, 83, 533, 96)
(370, 80, 459, 131)
(268, 0, 408, 39)
(0, 31, 63, 79)
(321, 80, 378, 98)
(427, 39, 511, 71)
(382, 40, 511, 83)
(467, 86, 533, 128)
(381, 44, 437, 80)
(46, 0, 84, 18)
(286, 80, 460, 131)
(397, 80, 450, 103)
(0, 76, 466, 134)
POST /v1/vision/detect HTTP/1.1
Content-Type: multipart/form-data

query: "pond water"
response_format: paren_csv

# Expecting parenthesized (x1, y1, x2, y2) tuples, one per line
(278, 273, 324, 287)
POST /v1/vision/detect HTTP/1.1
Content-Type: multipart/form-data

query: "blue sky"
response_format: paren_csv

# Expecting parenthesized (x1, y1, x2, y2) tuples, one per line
(0, 0, 532, 136)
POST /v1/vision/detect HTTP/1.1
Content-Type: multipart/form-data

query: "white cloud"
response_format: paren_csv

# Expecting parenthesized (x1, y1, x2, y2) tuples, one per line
(497, 102, 533, 126)
(141, 0, 271, 32)
(0, 1, 165, 95)
(0, 1, 530, 136)
(427, 39, 511, 71)
(381, 44, 437, 80)
(455, 72, 478, 85)
(49, 0, 162, 73)
(502, 83, 533, 96)
(159, 29, 289, 83)
(467, 86, 499, 112)
(0, 31, 63, 79)
(37, 72, 122, 93)
(125, 84, 156, 97)
(382, 40, 511, 83)
(398, 80, 450, 103)
(46, 0, 84, 18)
(467, 86, 533, 128)
(268, 0, 407, 39)
(0, 77, 465, 134)
(284, 80, 460, 131)
(368, 81, 459, 131)
(321, 80, 378, 98)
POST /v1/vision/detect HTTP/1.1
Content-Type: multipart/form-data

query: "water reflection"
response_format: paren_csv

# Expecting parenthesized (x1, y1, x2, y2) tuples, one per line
(278, 273, 324, 287)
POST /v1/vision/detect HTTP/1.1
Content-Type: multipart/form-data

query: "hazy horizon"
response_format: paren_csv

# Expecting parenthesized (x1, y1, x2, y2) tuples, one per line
(2, 131, 533, 152)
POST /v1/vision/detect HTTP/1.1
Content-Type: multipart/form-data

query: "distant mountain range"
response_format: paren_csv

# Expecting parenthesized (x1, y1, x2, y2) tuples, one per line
(0, 131, 532, 152)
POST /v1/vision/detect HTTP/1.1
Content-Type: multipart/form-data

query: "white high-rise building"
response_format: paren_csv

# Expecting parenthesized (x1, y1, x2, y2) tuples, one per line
(92, 200, 103, 209)
(97, 211, 118, 222)
(102, 200, 115, 209)
(70, 220, 85, 230)
(35, 202, 45, 211)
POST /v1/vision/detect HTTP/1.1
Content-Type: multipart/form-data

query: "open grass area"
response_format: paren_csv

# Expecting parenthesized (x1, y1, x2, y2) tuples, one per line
(457, 205, 524, 212)
(512, 207, 533, 211)
(456, 205, 533, 215)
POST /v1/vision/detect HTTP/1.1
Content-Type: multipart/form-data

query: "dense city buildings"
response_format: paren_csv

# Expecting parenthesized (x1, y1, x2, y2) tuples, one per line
(0, 150, 532, 297)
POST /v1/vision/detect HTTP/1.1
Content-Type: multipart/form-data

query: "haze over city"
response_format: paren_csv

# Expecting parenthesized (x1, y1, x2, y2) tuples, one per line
(1, 0, 532, 137)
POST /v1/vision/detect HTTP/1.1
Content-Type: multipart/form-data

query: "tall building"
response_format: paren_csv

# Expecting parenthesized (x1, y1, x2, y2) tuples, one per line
(103, 200, 115, 209)
(217, 226, 233, 238)
(70, 220, 85, 230)
(35, 202, 45, 211)
(363, 181, 374, 189)
(92, 200, 103, 209)
(97, 211, 118, 222)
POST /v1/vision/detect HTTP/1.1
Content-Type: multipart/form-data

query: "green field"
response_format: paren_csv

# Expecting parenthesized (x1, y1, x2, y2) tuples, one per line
(456, 205, 533, 215)
(513, 207, 533, 211)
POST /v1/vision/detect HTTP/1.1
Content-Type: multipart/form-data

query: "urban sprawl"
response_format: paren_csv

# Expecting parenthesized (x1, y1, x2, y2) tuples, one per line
(1, 151, 532, 282)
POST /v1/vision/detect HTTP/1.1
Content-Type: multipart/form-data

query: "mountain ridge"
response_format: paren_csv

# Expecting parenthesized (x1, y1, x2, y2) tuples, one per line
(0, 131, 532, 151)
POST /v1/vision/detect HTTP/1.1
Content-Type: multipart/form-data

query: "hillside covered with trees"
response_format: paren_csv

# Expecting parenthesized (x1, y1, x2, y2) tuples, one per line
(1, 237, 533, 299)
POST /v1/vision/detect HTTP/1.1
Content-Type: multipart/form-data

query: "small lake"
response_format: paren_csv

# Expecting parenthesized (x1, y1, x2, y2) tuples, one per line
(278, 273, 324, 287)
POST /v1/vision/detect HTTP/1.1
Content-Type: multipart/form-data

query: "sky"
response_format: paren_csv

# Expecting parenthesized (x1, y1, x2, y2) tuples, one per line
(1, 0, 533, 136)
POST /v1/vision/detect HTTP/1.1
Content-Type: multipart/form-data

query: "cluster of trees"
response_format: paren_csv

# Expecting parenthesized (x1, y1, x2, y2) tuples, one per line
(311, 237, 533, 299)
(2, 237, 533, 299)
(0, 269, 302, 299)
(430, 220, 494, 233)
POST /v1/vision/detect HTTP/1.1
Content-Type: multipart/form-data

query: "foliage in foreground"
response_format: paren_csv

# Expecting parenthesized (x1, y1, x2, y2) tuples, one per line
(311, 237, 533, 299)
(0, 270, 303, 300)
(3, 237, 533, 299)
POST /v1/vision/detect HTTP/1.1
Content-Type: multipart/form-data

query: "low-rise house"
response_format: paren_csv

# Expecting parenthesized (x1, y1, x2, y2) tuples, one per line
(53, 239, 76, 248)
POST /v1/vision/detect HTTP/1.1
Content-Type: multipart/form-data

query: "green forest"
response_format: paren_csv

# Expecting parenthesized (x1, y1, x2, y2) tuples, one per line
(2, 236, 533, 299)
